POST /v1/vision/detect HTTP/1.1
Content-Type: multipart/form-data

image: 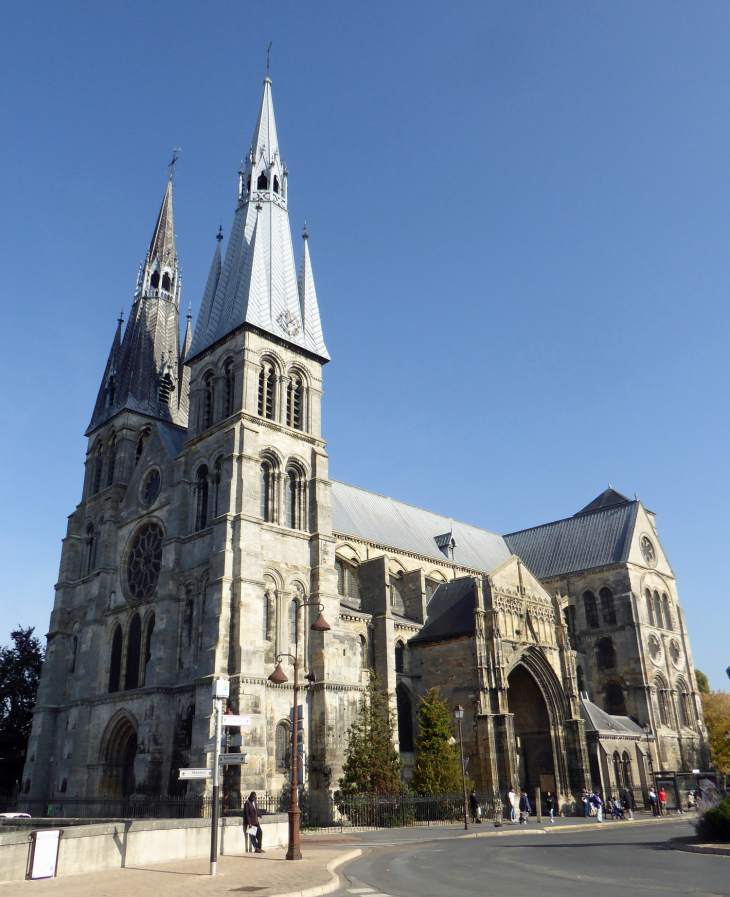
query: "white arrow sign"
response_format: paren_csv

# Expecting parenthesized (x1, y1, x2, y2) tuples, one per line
(220, 753, 248, 765)
(179, 768, 213, 779)
(221, 715, 252, 727)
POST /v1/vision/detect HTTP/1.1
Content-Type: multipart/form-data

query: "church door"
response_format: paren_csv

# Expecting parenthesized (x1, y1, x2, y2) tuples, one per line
(507, 665, 556, 799)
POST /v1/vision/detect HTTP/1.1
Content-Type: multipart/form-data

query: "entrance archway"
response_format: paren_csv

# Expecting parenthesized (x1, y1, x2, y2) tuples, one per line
(100, 714, 138, 797)
(508, 665, 556, 797)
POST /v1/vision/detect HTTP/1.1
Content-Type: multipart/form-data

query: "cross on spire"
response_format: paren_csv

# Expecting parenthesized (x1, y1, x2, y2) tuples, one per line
(266, 41, 272, 78)
(168, 148, 181, 179)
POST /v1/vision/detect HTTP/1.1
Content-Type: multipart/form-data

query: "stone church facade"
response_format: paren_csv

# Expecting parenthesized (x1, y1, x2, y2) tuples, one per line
(23, 78, 710, 809)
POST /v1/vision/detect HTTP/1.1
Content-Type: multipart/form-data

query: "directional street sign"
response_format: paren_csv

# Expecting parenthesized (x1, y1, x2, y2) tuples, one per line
(221, 715, 252, 727)
(220, 753, 247, 765)
(179, 768, 212, 779)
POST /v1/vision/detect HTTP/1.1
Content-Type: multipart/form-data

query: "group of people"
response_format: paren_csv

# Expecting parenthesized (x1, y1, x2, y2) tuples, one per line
(647, 786, 670, 816)
(580, 788, 636, 822)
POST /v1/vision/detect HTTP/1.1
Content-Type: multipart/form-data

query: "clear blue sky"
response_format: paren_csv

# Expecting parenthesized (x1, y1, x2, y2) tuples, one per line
(1, 2, 728, 688)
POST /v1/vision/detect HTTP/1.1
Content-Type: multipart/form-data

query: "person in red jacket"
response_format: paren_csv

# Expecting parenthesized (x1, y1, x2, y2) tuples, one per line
(658, 788, 667, 816)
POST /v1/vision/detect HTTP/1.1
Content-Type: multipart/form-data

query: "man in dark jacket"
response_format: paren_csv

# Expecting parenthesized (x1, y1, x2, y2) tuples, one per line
(519, 791, 531, 824)
(621, 788, 635, 820)
(469, 790, 482, 823)
(244, 791, 264, 853)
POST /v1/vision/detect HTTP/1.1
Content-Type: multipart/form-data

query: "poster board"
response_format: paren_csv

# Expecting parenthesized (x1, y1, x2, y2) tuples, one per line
(28, 830, 61, 879)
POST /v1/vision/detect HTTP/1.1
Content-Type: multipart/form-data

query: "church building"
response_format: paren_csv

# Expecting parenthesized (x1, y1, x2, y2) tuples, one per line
(23, 77, 710, 811)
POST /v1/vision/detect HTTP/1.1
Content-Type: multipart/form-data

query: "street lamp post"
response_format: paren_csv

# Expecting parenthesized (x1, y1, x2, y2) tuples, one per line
(642, 723, 656, 810)
(268, 602, 330, 861)
(454, 705, 469, 830)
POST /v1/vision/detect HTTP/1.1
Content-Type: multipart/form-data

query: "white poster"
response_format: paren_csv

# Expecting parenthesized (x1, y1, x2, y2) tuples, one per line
(30, 830, 61, 879)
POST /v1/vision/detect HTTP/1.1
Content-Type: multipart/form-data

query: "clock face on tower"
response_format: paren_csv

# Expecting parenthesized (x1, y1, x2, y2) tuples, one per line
(640, 535, 657, 567)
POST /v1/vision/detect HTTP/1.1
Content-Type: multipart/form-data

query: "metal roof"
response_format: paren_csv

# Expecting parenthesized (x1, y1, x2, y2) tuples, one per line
(331, 480, 512, 572)
(409, 578, 477, 644)
(575, 486, 631, 516)
(504, 502, 639, 580)
(580, 696, 644, 735)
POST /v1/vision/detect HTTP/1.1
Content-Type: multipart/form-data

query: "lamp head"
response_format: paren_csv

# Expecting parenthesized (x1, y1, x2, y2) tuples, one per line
(268, 663, 288, 684)
(311, 612, 331, 632)
(454, 704, 464, 720)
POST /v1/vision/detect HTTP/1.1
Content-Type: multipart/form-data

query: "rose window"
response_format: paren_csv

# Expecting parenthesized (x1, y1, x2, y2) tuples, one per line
(126, 522, 163, 599)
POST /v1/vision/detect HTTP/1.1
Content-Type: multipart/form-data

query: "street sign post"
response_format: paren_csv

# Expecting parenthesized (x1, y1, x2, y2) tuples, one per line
(179, 768, 212, 780)
(210, 677, 226, 876)
(220, 753, 247, 765)
(221, 715, 252, 727)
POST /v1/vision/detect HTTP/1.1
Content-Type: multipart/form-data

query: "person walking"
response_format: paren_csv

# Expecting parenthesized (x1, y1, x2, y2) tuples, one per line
(581, 790, 590, 817)
(470, 790, 482, 824)
(545, 791, 556, 823)
(621, 787, 635, 821)
(648, 787, 659, 817)
(508, 787, 517, 823)
(519, 790, 531, 824)
(658, 787, 667, 816)
(590, 789, 604, 822)
(243, 791, 264, 853)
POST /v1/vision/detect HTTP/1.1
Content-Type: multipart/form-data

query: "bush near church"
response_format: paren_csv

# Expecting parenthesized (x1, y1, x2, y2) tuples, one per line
(696, 796, 730, 842)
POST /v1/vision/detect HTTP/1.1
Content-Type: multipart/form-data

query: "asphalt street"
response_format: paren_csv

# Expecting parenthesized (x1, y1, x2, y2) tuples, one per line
(333, 818, 729, 897)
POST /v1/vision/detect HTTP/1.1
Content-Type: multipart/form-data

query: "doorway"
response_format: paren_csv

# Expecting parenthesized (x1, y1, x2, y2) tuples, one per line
(507, 665, 556, 798)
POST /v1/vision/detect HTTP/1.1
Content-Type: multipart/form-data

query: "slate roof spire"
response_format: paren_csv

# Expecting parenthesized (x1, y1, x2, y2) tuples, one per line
(187, 77, 329, 361)
(87, 173, 188, 434)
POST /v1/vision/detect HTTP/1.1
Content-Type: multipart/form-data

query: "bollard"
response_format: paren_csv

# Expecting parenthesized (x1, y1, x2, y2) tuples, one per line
(535, 787, 542, 823)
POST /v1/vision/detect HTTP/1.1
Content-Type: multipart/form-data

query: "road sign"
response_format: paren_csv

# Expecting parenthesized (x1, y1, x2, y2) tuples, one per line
(179, 768, 212, 779)
(221, 715, 252, 727)
(213, 678, 230, 699)
(220, 753, 248, 765)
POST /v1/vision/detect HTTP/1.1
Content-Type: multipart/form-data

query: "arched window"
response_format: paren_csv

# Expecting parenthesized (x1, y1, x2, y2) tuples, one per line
(613, 750, 623, 788)
(258, 362, 276, 420)
(275, 721, 290, 771)
(677, 678, 692, 728)
(396, 684, 414, 752)
(662, 594, 673, 631)
(287, 376, 304, 430)
(596, 637, 615, 671)
(69, 633, 78, 675)
(262, 588, 271, 642)
(150, 270, 160, 289)
(645, 589, 654, 626)
(125, 614, 142, 690)
(161, 271, 172, 292)
(135, 432, 146, 466)
(260, 461, 273, 522)
(604, 681, 626, 715)
(106, 375, 116, 408)
(289, 599, 298, 650)
(223, 361, 235, 417)
(583, 591, 599, 629)
(183, 591, 194, 653)
(599, 587, 617, 626)
(576, 665, 585, 694)
(108, 625, 123, 693)
(159, 373, 173, 406)
(656, 675, 671, 727)
(195, 466, 209, 531)
(84, 523, 96, 576)
(360, 635, 368, 670)
(106, 435, 116, 487)
(335, 559, 345, 595)
(257, 171, 268, 190)
(273, 175, 280, 194)
(285, 468, 305, 530)
(91, 444, 103, 495)
(212, 459, 222, 519)
(202, 372, 215, 429)
(142, 613, 155, 686)
(653, 591, 664, 629)
(395, 640, 405, 674)
(622, 751, 632, 786)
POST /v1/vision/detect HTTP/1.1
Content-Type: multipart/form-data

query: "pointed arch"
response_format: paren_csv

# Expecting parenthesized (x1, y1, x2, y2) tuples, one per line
(99, 711, 138, 798)
(396, 683, 414, 752)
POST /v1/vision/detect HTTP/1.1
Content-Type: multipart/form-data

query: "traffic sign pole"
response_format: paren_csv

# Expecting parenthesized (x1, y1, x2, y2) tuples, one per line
(210, 678, 228, 876)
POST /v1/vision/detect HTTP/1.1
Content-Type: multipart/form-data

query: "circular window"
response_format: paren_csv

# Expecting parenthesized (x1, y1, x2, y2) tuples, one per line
(142, 469, 161, 506)
(647, 633, 662, 665)
(640, 535, 657, 567)
(669, 639, 682, 668)
(126, 522, 163, 599)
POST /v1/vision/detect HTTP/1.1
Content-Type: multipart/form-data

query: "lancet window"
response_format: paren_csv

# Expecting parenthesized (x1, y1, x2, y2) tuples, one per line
(202, 372, 215, 429)
(106, 435, 116, 487)
(645, 589, 654, 626)
(599, 587, 617, 626)
(125, 614, 142, 690)
(223, 361, 235, 417)
(260, 461, 274, 523)
(583, 591, 599, 629)
(287, 375, 304, 430)
(604, 681, 626, 715)
(662, 594, 673, 631)
(108, 625, 123, 693)
(258, 362, 276, 420)
(194, 466, 209, 531)
(596, 637, 616, 671)
(91, 443, 103, 495)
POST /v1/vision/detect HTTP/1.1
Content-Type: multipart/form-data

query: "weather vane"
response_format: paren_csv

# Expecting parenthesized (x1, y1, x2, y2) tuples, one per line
(267, 41, 272, 77)
(169, 148, 181, 179)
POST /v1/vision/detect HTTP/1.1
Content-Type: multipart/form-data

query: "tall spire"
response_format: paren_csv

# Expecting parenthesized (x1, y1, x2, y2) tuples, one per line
(187, 78, 329, 362)
(87, 173, 186, 433)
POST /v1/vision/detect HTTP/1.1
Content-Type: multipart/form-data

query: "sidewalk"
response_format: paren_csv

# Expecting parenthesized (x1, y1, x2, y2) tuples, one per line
(0, 845, 360, 897)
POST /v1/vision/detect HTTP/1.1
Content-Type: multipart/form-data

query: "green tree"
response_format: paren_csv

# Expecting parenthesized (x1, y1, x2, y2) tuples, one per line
(701, 690, 730, 774)
(410, 687, 466, 794)
(338, 674, 402, 795)
(696, 669, 711, 695)
(0, 627, 44, 789)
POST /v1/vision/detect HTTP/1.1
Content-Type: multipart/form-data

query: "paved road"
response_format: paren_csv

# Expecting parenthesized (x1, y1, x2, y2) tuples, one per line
(334, 818, 729, 897)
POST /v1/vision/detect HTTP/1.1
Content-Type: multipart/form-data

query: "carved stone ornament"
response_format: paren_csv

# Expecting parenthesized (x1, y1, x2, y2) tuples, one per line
(669, 638, 682, 668)
(647, 633, 662, 665)
(640, 534, 657, 568)
(277, 309, 302, 337)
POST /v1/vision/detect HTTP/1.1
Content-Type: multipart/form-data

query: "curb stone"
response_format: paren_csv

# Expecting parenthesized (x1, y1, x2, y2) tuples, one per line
(268, 849, 363, 897)
(456, 815, 685, 839)
(668, 837, 730, 857)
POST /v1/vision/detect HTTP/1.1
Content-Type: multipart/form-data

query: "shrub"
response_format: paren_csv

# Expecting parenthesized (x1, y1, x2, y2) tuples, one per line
(695, 796, 730, 842)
